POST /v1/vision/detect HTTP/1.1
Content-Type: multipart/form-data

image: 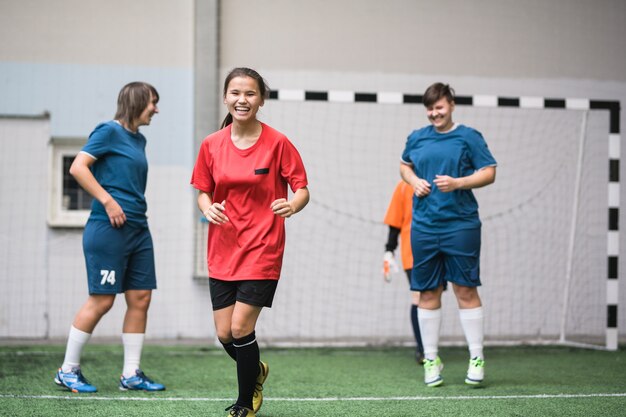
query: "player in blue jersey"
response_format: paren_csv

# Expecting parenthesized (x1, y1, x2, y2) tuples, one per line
(54, 82, 165, 393)
(400, 82, 496, 387)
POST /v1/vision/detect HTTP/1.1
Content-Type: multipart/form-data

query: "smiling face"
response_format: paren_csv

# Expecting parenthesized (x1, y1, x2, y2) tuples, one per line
(426, 97, 455, 132)
(223, 76, 264, 125)
(136, 92, 159, 128)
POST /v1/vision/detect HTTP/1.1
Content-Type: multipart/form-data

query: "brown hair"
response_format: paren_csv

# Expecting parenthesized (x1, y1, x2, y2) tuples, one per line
(114, 82, 159, 127)
(220, 68, 269, 129)
(422, 82, 455, 107)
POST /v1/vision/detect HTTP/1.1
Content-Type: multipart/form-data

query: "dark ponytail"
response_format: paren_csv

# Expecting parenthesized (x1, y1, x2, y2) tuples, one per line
(220, 113, 233, 129)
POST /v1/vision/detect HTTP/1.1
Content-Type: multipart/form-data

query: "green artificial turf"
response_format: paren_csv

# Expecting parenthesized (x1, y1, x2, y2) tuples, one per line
(1, 344, 625, 416)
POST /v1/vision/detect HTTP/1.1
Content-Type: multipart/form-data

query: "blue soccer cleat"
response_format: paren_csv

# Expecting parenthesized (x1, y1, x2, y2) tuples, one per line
(54, 368, 98, 393)
(119, 369, 165, 391)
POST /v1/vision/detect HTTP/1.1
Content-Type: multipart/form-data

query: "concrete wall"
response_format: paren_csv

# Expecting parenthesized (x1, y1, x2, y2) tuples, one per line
(220, 0, 626, 81)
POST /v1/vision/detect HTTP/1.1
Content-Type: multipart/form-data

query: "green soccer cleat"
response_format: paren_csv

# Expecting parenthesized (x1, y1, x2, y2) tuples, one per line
(423, 356, 444, 387)
(465, 357, 485, 385)
(253, 361, 269, 412)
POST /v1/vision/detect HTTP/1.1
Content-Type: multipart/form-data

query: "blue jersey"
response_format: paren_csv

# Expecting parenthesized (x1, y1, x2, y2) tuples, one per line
(401, 124, 496, 233)
(81, 121, 149, 227)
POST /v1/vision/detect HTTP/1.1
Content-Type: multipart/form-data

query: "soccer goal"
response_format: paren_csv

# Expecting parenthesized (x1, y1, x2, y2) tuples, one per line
(197, 90, 620, 350)
(193, 90, 620, 350)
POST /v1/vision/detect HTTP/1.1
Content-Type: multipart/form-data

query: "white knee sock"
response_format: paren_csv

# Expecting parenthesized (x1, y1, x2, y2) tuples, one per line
(61, 326, 91, 372)
(459, 306, 484, 359)
(418, 308, 441, 361)
(122, 333, 145, 378)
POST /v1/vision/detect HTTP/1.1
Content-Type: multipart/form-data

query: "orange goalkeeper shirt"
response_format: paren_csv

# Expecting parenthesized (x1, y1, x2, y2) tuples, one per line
(383, 181, 414, 271)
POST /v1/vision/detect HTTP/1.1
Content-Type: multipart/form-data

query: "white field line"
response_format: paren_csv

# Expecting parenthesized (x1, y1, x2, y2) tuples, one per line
(1, 393, 625, 402)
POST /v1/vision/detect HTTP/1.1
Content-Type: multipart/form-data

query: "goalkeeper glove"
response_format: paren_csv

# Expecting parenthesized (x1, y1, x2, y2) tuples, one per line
(383, 251, 399, 282)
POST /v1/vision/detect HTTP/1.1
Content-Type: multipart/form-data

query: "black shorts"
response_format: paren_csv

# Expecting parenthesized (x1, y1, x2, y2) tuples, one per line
(209, 278, 278, 311)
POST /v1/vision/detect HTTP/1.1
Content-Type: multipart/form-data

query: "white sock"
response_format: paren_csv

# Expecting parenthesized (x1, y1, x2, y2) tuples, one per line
(61, 326, 91, 373)
(459, 306, 484, 359)
(122, 333, 145, 378)
(418, 308, 441, 361)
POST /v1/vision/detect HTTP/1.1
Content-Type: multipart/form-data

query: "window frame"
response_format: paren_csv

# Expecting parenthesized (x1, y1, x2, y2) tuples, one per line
(47, 137, 92, 228)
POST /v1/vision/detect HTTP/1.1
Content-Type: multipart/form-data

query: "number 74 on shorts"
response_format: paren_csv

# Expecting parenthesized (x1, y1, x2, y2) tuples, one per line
(100, 269, 116, 285)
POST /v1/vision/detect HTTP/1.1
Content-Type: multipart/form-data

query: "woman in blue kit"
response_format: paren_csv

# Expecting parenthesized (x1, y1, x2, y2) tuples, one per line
(54, 82, 165, 393)
(400, 82, 496, 387)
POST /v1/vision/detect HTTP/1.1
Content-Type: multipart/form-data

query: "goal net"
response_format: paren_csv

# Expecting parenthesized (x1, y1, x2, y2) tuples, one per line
(224, 96, 610, 348)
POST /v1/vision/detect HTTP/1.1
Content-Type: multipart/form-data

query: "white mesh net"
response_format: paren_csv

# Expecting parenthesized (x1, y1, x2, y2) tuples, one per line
(238, 99, 610, 347)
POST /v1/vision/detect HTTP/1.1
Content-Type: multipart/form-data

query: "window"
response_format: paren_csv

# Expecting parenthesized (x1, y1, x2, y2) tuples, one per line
(48, 137, 93, 227)
(61, 155, 92, 211)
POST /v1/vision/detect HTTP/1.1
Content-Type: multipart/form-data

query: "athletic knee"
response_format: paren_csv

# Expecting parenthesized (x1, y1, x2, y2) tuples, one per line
(418, 290, 441, 307)
(454, 287, 481, 307)
(231, 322, 254, 340)
(87, 295, 115, 316)
(217, 335, 233, 345)
(214, 317, 234, 341)
(126, 291, 152, 311)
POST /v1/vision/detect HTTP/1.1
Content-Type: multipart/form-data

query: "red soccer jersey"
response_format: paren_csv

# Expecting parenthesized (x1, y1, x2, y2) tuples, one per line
(191, 123, 308, 281)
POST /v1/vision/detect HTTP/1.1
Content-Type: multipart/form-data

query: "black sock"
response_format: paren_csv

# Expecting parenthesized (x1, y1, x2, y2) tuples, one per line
(412, 304, 424, 354)
(220, 340, 237, 361)
(233, 331, 260, 410)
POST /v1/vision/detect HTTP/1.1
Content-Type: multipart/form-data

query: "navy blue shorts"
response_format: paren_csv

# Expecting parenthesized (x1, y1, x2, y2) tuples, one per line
(410, 227, 481, 291)
(83, 220, 157, 295)
(209, 278, 278, 310)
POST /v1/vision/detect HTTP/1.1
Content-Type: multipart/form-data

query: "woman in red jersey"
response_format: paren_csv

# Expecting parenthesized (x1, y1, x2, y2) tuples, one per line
(191, 68, 309, 417)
